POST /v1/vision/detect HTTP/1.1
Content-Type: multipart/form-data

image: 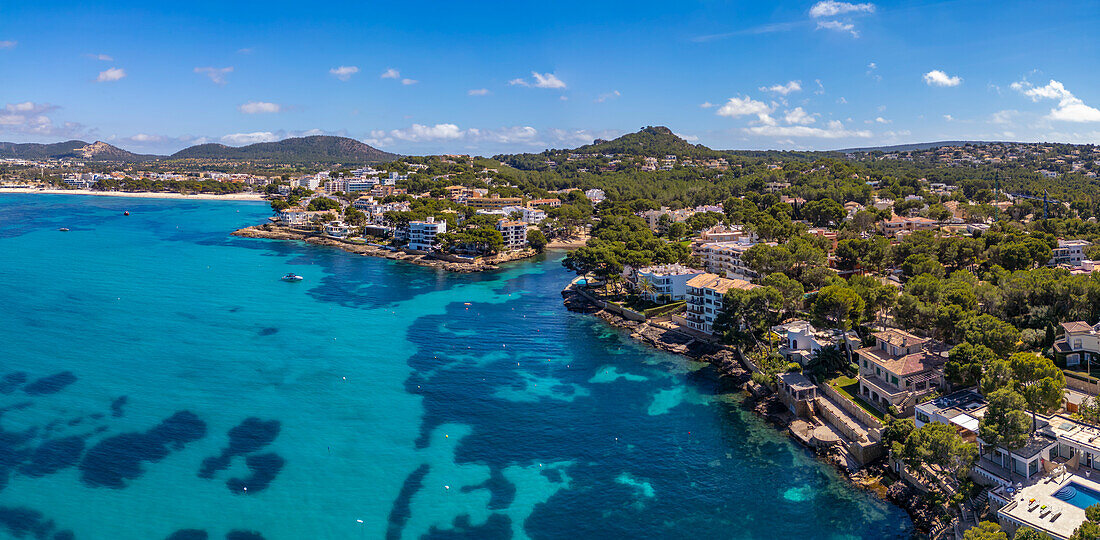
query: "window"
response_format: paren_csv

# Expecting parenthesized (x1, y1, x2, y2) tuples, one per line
(876, 367, 881, 376)
(891, 375, 899, 385)
(863, 360, 868, 368)
(916, 411, 930, 423)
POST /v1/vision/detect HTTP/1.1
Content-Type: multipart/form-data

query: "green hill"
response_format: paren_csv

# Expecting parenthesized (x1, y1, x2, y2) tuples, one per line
(169, 135, 399, 164)
(0, 140, 155, 161)
(573, 126, 716, 157)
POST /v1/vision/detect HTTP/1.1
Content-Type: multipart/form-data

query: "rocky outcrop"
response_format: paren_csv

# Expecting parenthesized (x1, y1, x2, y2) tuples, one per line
(232, 224, 537, 272)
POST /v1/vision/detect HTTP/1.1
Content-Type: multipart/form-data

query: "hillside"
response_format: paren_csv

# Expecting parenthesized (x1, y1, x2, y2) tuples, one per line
(836, 141, 995, 153)
(0, 140, 155, 161)
(573, 126, 717, 157)
(169, 136, 399, 164)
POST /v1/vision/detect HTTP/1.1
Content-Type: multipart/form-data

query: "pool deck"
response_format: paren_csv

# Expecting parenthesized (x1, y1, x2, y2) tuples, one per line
(1000, 472, 1100, 539)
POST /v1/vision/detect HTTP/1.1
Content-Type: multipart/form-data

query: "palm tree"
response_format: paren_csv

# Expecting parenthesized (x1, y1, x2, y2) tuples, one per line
(637, 276, 656, 300)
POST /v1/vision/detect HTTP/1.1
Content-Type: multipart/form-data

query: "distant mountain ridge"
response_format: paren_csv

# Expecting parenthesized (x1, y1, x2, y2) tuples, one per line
(0, 135, 399, 164)
(836, 141, 997, 153)
(0, 140, 156, 161)
(169, 135, 399, 164)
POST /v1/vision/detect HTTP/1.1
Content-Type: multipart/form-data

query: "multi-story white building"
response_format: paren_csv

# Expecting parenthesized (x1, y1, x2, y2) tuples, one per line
(496, 219, 528, 251)
(634, 264, 706, 302)
(279, 207, 310, 226)
(323, 221, 353, 239)
(692, 241, 758, 280)
(584, 188, 606, 203)
(1052, 239, 1092, 267)
(297, 176, 322, 191)
(683, 273, 756, 335)
(407, 217, 447, 252)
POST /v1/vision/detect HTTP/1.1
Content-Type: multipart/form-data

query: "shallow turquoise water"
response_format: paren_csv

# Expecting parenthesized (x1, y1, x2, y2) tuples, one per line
(0, 194, 913, 539)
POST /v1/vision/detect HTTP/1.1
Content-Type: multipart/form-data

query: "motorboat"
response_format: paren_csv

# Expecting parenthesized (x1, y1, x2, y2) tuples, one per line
(281, 273, 304, 282)
(58, 228, 70, 232)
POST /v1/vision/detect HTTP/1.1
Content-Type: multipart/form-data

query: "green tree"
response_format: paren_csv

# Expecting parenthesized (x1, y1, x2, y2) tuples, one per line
(761, 272, 804, 314)
(526, 229, 547, 252)
(1013, 527, 1051, 540)
(978, 388, 1031, 474)
(981, 359, 1016, 395)
(946, 343, 997, 387)
(1009, 352, 1067, 429)
(812, 283, 865, 330)
(963, 521, 1007, 540)
(900, 422, 977, 489)
(1070, 521, 1100, 540)
(803, 198, 846, 227)
(307, 197, 340, 212)
(958, 314, 1021, 357)
(1088, 504, 1100, 523)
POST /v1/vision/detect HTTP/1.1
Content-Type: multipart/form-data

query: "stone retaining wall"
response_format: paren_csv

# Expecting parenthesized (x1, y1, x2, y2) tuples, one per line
(819, 382, 884, 432)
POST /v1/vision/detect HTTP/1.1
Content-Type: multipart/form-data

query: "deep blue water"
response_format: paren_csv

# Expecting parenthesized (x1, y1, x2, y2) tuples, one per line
(0, 194, 912, 539)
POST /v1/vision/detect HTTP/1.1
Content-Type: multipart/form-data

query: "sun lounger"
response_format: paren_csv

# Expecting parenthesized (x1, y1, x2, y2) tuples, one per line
(1051, 511, 1062, 521)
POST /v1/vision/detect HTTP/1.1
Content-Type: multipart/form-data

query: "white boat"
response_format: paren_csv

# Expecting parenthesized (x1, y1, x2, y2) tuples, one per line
(281, 273, 303, 282)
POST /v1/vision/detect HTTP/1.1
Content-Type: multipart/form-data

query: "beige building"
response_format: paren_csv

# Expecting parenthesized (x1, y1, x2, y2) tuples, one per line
(855, 329, 947, 415)
(683, 273, 756, 335)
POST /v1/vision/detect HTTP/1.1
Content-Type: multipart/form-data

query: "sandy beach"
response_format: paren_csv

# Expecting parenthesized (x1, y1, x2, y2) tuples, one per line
(0, 188, 268, 201)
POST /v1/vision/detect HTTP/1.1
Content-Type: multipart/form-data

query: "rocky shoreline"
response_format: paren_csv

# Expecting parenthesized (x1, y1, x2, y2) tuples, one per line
(561, 286, 940, 537)
(232, 223, 538, 272)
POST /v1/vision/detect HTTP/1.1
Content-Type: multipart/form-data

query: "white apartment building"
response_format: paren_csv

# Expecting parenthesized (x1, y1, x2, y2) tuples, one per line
(634, 264, 706, 302)
(1052, 239, 1092, 267)
(684, 273, 756, 335)
(584, 188, 606, 203)
(496, 219, 528, 251)
(323, 221, 353, 239)
(279, 207, 310, 226)
(692, 241, 758, 280)
(407, 217, 447, 252)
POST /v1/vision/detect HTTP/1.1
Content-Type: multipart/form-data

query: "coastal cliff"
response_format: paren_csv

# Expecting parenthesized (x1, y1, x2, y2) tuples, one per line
(232, 223, 537, 272)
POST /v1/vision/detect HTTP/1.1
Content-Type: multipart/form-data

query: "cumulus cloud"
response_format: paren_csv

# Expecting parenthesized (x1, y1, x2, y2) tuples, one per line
(699, 101, 716, 108)
(96, 67, 126, 82)
(875, 116, 890, 124)
(923, 69, 962, 87)
(809, 1, 875, 17)
(86, 53, 113, 61)
(816, 20, 858, 37)
(943, 114, 954, 121)
(401, 78, 418, 85)
(329, 66, 359, 81)
(0, 41, 15, 50)
(194, 66, 234, 85)
(746, 120, 872, 139)
(0, 101, 88, 138)
(784, 107, 816, 125)
(389, 123, 465, 141)
(760, 81, 801, 95)
(221, 132, 279, 145)
(468, 88, 490, 96)
(238, 101, 282, 114)
(509, 72, 566, 89)
(716, 96, 772, 121)
(380, 68, 400, 79)
(1012, 79, 1100, 122)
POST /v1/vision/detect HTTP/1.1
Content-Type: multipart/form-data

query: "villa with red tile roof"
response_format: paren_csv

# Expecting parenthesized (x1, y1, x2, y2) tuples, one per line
(855, 329, 948, 415)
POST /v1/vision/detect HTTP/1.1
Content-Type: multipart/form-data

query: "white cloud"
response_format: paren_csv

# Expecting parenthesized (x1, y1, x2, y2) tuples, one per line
(468, 88, 490, 96)
(675, 132, 699, 142)
(380, 68, 400, 79)
(874, 116, 890, 124)
(401, 78, 418, 85)
(194, 66, 234, 85)
(0, 41, 15, 50)
(238, 101, 282, 114)
(86, 53, 113, 61)
(1012, 79, 1100, 122)
(390, 123, 465, 141)
(943, 114, 954, 121)
(716, 96, 773, 121)
(221, 132, 279, 145)
(923, 70, 962, 87)
(784, 107, 816, 125)
(746, 120, 872, 139)
(510, 72, 567, 89)
(0, 101, 89, 138)
(837, 97, 847, 104)
(760, 80, 801, 95)
(129, 133, 163, 142)
(990, 109, 1018, 124)
(595, 90, 621, 103)
(96, 67, 126, 82)
(329, 66, 360, 81)
(814, 79, 825, 94)
(809, 1, 876, 18)
(699, 101, 715, 108)
(816, 20, 859, 37)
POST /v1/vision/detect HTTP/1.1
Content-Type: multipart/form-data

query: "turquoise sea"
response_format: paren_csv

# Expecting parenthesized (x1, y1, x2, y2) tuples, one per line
(0, 194, 912, 539)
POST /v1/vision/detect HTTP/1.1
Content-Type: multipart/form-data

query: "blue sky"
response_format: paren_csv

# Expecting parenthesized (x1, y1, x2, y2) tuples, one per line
(2, 0, 1099, 155)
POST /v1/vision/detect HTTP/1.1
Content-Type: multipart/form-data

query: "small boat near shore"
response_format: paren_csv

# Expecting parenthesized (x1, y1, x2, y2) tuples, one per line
(281, 273, 303, 282)
(58, 227, 70, 232)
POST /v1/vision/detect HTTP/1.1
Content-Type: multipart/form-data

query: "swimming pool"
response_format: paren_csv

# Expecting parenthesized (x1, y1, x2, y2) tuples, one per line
(1053, 482, 1100, 509)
